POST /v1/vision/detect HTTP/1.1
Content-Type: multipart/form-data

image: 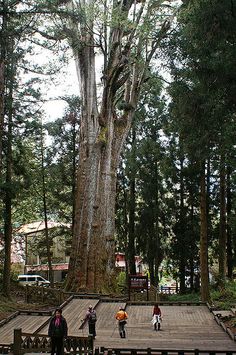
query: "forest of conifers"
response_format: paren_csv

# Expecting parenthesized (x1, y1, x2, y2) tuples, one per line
(0, 0, 235, 301)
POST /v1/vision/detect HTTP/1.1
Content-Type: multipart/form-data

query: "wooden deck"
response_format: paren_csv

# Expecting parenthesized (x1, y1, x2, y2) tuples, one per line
(0, 299, 235, 351)
(0, 314, 49, 344)
(93, 304, 236, 351)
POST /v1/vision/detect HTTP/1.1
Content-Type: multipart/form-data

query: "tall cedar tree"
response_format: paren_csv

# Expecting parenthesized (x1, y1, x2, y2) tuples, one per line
(50, 0, 178, 292)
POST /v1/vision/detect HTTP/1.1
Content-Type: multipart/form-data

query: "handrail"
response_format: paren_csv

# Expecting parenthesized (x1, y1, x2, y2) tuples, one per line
(95, 347, 236, 355)
(12, 328, 94, 355)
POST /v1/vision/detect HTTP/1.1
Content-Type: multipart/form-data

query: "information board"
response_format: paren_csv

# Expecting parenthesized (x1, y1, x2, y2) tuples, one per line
(128, 274, 149, 300)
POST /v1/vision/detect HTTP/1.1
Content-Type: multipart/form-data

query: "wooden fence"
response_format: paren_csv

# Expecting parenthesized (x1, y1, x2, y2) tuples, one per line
(94, 348, 236, 355)
(159, 286, 178, 294)
(12, 328, 93, 355)
(25, 284, 71, 304)
(0, 344, 11, 354)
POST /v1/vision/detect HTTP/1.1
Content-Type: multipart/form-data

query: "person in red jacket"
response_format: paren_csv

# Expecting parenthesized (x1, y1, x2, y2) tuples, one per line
(152, 303, 162, 331)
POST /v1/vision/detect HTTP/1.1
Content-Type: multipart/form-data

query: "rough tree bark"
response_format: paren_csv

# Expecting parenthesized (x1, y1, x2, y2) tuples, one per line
(64, 0, 175, 292)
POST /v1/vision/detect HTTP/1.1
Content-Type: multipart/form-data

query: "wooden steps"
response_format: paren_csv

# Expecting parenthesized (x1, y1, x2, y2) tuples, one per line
(0, 300, 235, 351)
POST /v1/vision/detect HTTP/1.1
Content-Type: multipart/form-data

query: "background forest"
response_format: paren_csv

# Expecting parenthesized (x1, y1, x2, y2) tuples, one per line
(0, 0, 236, 302)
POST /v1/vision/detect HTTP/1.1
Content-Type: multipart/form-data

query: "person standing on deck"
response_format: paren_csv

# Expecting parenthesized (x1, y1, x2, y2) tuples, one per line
(115, 307, 128, 338)
(48, 308, 68, 355)
(152, 303, 162, 331)
(84, 305, 97, 338)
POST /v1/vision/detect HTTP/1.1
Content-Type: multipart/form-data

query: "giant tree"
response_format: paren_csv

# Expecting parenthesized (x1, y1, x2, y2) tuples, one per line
(59, 0, 178, 292)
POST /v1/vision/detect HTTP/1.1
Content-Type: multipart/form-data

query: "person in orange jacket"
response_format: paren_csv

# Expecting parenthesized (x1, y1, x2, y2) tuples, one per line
(115, 307, 128, 338)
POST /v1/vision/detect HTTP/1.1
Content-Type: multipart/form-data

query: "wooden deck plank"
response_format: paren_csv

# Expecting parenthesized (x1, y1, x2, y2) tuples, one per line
(0, 301, 235, 351)
(94, 305, 236, 351)
(0, 315, 49, 344)
(39, 298, 99, 335)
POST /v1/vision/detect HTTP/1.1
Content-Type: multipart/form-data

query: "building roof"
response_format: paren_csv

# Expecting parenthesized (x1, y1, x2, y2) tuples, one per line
(15, 221, 71, 235)
(26, 263, 69, 271)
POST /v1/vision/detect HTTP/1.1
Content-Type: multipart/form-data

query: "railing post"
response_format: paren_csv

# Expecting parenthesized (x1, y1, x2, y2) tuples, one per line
(13, 328, 22, 355)
(88, 334, 94, 354)
(41, 285, 44, 302)
(25, 285, 29, 303)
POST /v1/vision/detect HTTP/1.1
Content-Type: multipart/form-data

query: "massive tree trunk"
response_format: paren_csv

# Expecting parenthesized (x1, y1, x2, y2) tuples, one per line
(199, 160, 210, 302)
(65, 0, 174, 292)
(66, 31, 134, 291)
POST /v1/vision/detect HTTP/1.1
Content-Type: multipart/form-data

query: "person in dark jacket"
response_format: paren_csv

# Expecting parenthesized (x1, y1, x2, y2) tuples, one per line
(48, 308, 68, 355)
(84, 305, 97, 338)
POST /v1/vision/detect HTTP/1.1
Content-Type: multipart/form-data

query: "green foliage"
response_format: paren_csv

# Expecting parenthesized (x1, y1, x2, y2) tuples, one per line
(210, 281, 236, 309)
(115, 271, 127, 294)
(167, 292, 200, 302)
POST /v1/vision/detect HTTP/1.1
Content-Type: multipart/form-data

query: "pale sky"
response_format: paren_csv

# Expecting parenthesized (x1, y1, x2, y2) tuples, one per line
(43, 60, 80, 122)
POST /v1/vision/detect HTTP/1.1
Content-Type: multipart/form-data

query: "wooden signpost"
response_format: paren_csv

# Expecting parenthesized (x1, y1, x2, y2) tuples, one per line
(128, 274, 149, 301)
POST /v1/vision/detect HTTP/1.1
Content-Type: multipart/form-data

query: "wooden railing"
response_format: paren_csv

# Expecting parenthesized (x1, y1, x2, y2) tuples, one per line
(12, 328, 93, 355)
(95, 348, 236, 355)
(0, 344, 11, 354)
(159, 286, 178, 294)
(25, 284, 71, 304)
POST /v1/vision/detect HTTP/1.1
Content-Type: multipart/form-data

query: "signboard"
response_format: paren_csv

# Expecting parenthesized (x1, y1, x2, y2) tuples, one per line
(128, 274, 149, 300)
(129, 275, 148, 289)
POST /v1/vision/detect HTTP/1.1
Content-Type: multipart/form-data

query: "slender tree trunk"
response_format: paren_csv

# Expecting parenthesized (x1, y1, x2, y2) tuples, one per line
(218, 155, 227, 283)
(128, 126, 136, 275)
(226, 165, 233, 279)
(2, 54, 14, 297)
(154, 159, 160, 287)
(70, 112, 78, 234)
(0, 60, 4, 178)
(189, 181, 196, 291)
(199, 160, 210, 302)
(0, 0, 7, 178)
(179, 155, 186, 294)
(40, 125, 54, 286)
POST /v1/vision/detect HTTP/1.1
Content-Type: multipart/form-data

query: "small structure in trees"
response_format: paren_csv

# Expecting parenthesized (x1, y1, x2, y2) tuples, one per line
(15, 221, 71, 282)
